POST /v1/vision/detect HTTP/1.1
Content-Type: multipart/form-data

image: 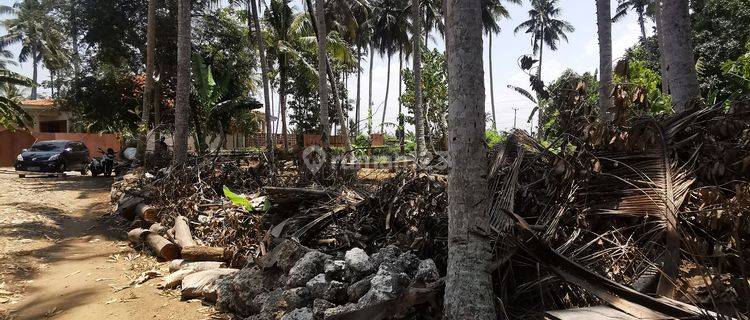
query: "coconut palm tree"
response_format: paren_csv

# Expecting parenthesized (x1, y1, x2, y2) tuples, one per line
(660, 0, 699, 113)
(371, 0, 410, 133)
(411, 0, 426, 159)
(0, 67, 33, 129)
(444, 0, 495, 317)
(597, 0, 613, 119)
(482, 0, 521, 130)
(514, 0, 574, 81)
(264, 0, 297, 153)
(250, 0, 276, 160)
(514, 0, 573, 136)
(612, 0, 652, 41)
(137, 0, 157, 163)
(420, 0, 444, 48)
(173, 0, 191, 164)
(1, 0, 66, 100)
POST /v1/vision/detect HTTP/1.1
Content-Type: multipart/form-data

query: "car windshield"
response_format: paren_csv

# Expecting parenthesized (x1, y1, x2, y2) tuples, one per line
(29, 142, 67, 152)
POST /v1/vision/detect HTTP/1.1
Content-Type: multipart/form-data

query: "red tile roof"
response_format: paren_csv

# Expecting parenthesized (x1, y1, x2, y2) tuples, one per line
(21, 98, 56, 107)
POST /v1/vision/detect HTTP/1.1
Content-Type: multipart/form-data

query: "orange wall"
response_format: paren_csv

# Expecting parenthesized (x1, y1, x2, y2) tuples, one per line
(0, 131, 121, 166)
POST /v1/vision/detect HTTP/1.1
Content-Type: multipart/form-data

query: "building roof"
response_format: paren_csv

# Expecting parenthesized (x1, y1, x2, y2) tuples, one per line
(21, 98, 56, 107)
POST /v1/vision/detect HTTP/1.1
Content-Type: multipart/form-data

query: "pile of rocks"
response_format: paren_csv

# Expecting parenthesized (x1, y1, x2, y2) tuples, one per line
(216, 240, 441, 320)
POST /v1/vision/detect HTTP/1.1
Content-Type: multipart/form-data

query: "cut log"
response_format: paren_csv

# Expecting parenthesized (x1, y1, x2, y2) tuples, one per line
(145, 233, 180, 260)
(180, 246, 226, 262)
(180, 268, 238, 301)
(116, 195, 144, 220)
(130, 218, 151, 230)
(165, 228, 175, 243)
(149, 223, 166, 235)
(173, 216, 197, 248)
(159, 269, 197, 289)
(127, 228, 151, 244)
(136, 203, 158, 222)
(168, 260, 226, 272)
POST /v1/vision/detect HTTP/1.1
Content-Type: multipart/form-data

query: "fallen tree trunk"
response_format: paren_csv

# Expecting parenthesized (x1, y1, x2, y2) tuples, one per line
(159, 268, 197, 289)
(180, 246, 226, 262)
(128, 228, 150, 243)
(136, 203, 158, 222)
(181, 268, 238, 301)
(128, 228, 179, 260)
(168, 260, 226, 272)
(173, 216, 197, 248)
(149, 223, 166, 235)
(130, 217, 151, 230)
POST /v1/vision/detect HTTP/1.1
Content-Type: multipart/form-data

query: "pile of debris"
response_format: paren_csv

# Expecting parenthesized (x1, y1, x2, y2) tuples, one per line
(108, 102, 749, 319)
(216, 240, 442, 319)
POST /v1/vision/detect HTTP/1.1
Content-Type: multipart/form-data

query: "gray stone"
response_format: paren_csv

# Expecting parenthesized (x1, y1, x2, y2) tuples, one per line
(323, 280, 348, 304)
(251, 287, 311, 316)
(287, 251, 330, 288)
(244, 312, 275, 320)
(281, 307, 313, 320)
(346, 275, 373, 302)
(323, 259, 348, 282)
(322, 303, 361, 320)
(344, 248, 374, 277)
(259, 239, 309, 272)
(312, 299, 335, 320)
(357, 267, 409, 306)
(369, 245, 401, 269)
(306, 273, 328, 299)
(414, 259, 440, 284)
(216, 267, 284, 316)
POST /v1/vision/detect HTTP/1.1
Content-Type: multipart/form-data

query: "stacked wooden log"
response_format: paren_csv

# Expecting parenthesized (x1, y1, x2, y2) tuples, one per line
(112, 179, 236, 301)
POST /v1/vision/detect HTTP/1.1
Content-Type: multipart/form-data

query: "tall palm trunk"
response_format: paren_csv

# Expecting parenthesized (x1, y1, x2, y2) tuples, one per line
(536, 20, 544, 138)
(488, 32, 496, 130)
(637, 9, 647, 41)
(661, 0, 699, 113)
(398, 47, 404, 154)
(153, 70, 161, 141)
(49, 71, 54, 98)
(412, 0, 426, 159)
(654, 0, 670, 93)
(31, 43, 38, 100)
(250, 0, 276, 159)
(367, 45, 374, 137)
(172, 0, 191, 164)
(380, 54, 391, 133)
(279, 55, 289, 153)
(314, 0, 330, 148)
(356, 46, 362, 135)
(137, 0, 157, 163)
(305, 0, 350, 148)
(596, 0, 613, 120)
(444, 0, 495, 318)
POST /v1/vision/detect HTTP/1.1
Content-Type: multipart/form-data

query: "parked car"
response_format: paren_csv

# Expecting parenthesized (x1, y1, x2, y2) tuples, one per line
(14, 140, 90, 175)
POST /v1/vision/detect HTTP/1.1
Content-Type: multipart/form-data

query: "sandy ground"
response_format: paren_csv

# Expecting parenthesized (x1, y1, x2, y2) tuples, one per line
(0, 169, 215, 320)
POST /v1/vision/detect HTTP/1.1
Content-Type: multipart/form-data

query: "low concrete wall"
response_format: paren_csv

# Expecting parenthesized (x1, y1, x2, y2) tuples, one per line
(0, 130, 121, 166)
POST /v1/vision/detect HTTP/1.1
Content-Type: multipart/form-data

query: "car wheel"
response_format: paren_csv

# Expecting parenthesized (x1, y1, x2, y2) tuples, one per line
(80, 164, 89, 176)
(58, 162, 66, 173)
(18, 174, 25, 178)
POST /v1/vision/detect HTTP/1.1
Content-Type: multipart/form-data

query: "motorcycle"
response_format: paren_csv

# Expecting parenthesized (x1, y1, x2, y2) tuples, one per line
(89, 148, 116, 177)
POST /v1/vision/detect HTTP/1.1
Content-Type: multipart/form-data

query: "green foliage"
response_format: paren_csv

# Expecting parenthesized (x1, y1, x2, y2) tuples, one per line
(223, 185, 254, 211)
(0, 68, 33, 129)
(615, 60, 672, 114)
(485, 130, 506, 148)
(63, 65, 142, 134)
(400, 48, 448, 137)
(691, 0, 750, 98)
(721, 41, 750, 99)
(542, 69, 598, 138)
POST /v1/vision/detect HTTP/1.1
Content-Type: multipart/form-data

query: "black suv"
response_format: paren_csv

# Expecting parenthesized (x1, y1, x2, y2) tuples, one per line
(15, 140, 90, 175)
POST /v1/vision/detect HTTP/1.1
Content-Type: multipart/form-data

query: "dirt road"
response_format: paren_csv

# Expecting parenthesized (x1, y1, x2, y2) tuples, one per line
(0, 170, 211, 320)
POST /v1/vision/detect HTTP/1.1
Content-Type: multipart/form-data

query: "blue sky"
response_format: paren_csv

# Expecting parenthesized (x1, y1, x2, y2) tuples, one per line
(0, 0, 652, 134)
